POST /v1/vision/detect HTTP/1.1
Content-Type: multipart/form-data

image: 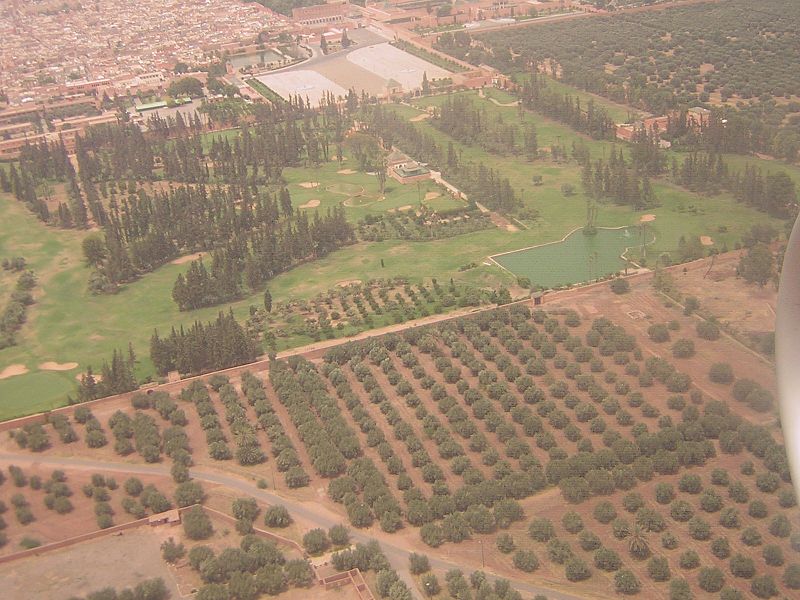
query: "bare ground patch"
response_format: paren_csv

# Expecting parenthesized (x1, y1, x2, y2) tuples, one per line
(337, 169, 357, 175)
(299, 199, 320, 209)
(336, 279, 362, 287)
(298, 181, 320, 189)
(0, 528, 180, 600)
(424, 191, 441, 200)
(75, 372, 103, 382)
(171, 252, 204, 265)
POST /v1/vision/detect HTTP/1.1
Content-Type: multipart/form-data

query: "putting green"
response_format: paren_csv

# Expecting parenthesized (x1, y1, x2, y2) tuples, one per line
(491, 226, 647, 288)
(327, 183, 365, 196)
(343, 196, 378, 207)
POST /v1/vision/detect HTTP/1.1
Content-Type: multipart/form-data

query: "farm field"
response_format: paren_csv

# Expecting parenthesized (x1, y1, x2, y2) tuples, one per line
(439, 0, 800, 163)
(656, 249, 778, 359)
(2, 266, 796, 599)
(472, 0, 800, 109)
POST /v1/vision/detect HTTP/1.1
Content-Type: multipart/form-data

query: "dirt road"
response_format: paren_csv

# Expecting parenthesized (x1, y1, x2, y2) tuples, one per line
(0, 452, 589, 600)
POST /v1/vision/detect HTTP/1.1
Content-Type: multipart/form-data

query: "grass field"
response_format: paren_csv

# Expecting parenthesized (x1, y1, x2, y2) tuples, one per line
(406, 92, 782, 258)
(507, 72, 641, 123)
(0, 190, 517, 420)
(0, 93, 787, 420)
(281, 160, 453, 222)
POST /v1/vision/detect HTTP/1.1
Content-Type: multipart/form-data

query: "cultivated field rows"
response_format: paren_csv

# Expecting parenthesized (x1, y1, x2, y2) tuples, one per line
(1, 301, 798, 598)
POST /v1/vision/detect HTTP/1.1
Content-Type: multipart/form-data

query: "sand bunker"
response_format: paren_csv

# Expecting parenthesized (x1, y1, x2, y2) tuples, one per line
(506, 224, 520, 232)
(336, 279, 362, 287)
(337, 169, 357, 175)
(299, 199, 320, 209)
(410, 113, 431, 122)
(700, 235, 714, 246)
(424, 192, 441, 201)
(39, 361, 79, 371)
(0, 364, 28, 380)
(171, 252, 203, 265)
(639, 214, 656, 223)
(76, 372, 103, 382)
(397, 205, 413, 212)
(299, 182, 320, 189)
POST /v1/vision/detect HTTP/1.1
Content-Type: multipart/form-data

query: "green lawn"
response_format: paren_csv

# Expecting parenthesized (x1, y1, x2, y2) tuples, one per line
(0, 191, 518, 420)
(0, 92, 787, 420)
(281, 160, 455, 222)
(405, 92, 782, 255)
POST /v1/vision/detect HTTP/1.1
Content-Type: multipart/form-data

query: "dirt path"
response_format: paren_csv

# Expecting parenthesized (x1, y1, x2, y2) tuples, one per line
(171, 252, 204, 265)
(0, 451, 588, 600)
(473, 200, 519, 232)
(478, 89, 519, 108)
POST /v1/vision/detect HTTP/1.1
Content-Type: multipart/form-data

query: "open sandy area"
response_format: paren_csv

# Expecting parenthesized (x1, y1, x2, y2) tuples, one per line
(410, 113, 431, 122)
(670, 250, 776, 340)
(700, 235, 714, 246)
(337, 169, 356, 175)
(0, 364, 27, 380)
(639, 214, 656, 223)
(255, 70, 348, 105)
(171, 252, 203, 265)
(424, 192, 441, 200)
(0, 529, 179, 600)
(336, 279, 362, 287)
(299, 182, 320, 189)
(299, 199, 320, 209)
(39, 362, 79, 371)
(346, 43, 450, 90)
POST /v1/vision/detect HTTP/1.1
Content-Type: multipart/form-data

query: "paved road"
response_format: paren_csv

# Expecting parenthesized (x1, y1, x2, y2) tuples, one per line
(0, 452, 588, 600)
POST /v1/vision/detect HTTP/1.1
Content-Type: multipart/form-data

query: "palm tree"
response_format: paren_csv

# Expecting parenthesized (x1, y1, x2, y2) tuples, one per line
(628, 524, 651, 559)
